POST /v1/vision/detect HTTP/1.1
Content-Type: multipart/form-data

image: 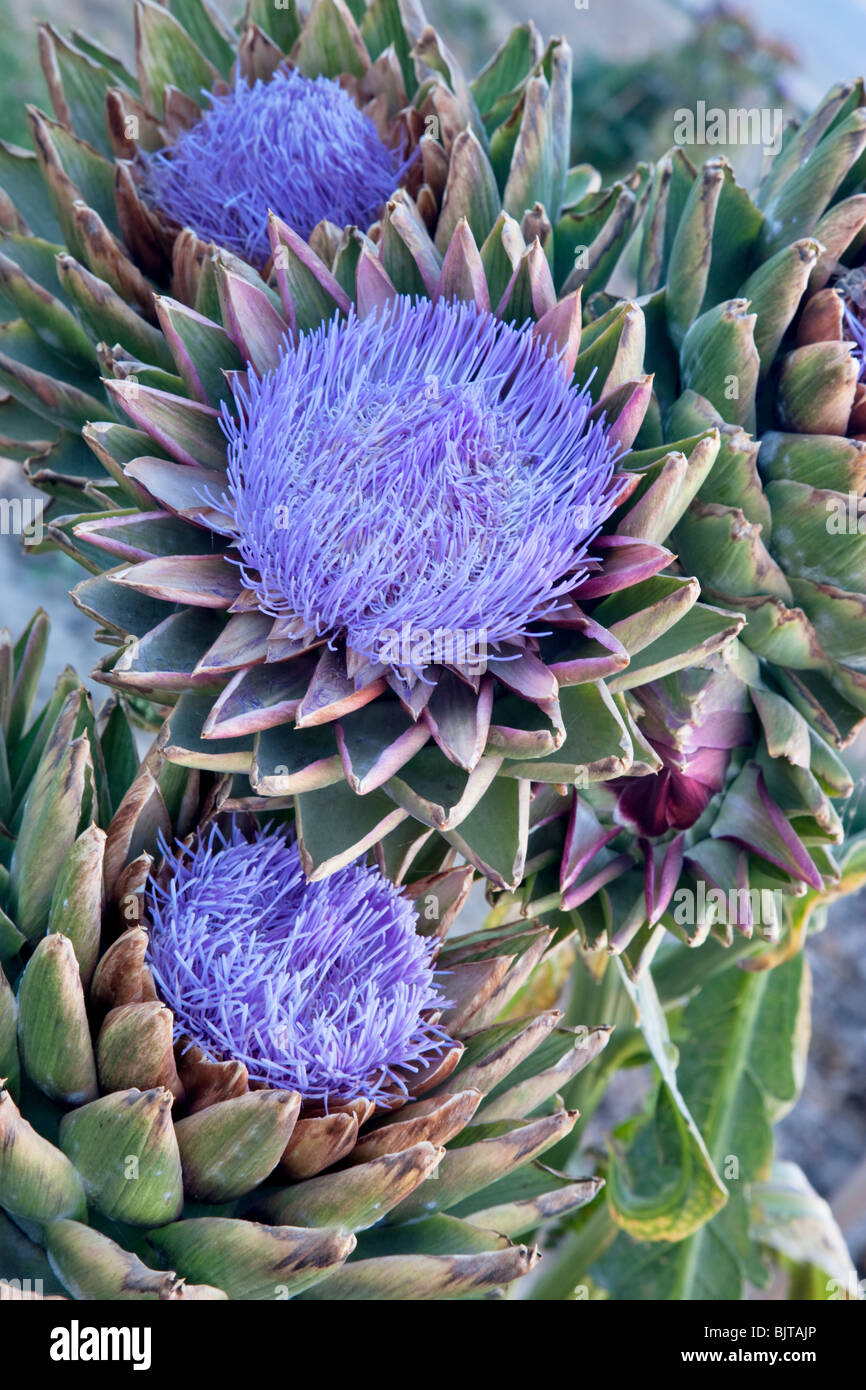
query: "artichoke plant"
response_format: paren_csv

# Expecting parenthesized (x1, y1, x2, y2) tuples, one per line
(494, 78, 866, 961)
(0, 0, 864, 1311)
(0, 613, 609, 1301)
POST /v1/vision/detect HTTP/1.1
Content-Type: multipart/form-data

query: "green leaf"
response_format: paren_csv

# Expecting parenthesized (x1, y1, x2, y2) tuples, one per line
(499, 681, 632, 783)
(0, 319, 108, 430)
(470, 23, 540, 122)
(0, 247, 97, 369)
(554, 184, 636, 299)
(40, 27, 132, 158)
(608, 602, 745, 692)
(7, 610, 49, 747)
(10, 718, 93, 940)
(0, 143, 63, 242)
(665, 161, 762, 348)
(502, 74, 554, 222)
(161, 691, 253, 774)
(360, 0, 414, 95)
(594, 954, 809, 1299)
(750, 1159, 857, 1299)
(100, 698, 145, 819)
(605, 965, 727, 1242)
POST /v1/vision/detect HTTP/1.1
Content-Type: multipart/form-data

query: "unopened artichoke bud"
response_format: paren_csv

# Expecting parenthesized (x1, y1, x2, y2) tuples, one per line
(148, 1218, 357, 1302)
(47, 824, 106, 987)
(17, 934, 98, 1105)
(59, 1087, 183, 1227)
(629, 80, 866, 759)
(0, 1086, 86, 1225)
(96, 1002, 184, 1099)
(46, 1220, 227, 1301)
(173, 1090, 301, 1203)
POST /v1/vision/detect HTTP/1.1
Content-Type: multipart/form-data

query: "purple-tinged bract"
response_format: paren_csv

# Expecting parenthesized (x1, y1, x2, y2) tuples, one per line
(140, 67, 401, 265)
(222, 296, 622, 675)
(145, 824, 449, 1105)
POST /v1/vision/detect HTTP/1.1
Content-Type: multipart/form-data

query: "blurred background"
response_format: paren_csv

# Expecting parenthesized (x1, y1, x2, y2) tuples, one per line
(1, 0, 865, 1273)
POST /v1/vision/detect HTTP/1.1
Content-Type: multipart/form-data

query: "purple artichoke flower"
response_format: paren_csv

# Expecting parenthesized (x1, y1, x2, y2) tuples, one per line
(221, 295, 622, 678)
(145, 823, 449, 1106)
(140, 67, 403, 266)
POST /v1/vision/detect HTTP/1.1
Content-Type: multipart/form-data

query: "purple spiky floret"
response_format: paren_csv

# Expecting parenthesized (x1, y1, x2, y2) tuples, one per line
(843, 300, 866, 381)
(145, 824, 450, 1106)
(140, 67, 401, 265)
(221, 296, 622, 674)
(840, 269, 866, 380)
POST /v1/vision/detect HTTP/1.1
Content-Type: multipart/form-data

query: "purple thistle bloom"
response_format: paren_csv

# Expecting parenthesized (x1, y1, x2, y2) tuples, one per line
(145, 823, 450, 1106)
(221, 296, 622, 674)
(140, 67, 402, 265)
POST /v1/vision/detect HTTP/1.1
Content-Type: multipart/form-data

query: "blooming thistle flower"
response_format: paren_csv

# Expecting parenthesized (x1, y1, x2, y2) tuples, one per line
(146, 823, 450, 1105)
(140, 69, 405, 266)
(221, 296, 621, 675)
(0, 705, 610, 1299)
(67, 199, 742, 891)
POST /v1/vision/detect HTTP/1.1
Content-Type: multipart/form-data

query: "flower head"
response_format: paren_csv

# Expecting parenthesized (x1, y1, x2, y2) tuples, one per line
(140, 67, 402, 264)
(222, 296, 621, 675)
(145, 824, 449, 1106)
